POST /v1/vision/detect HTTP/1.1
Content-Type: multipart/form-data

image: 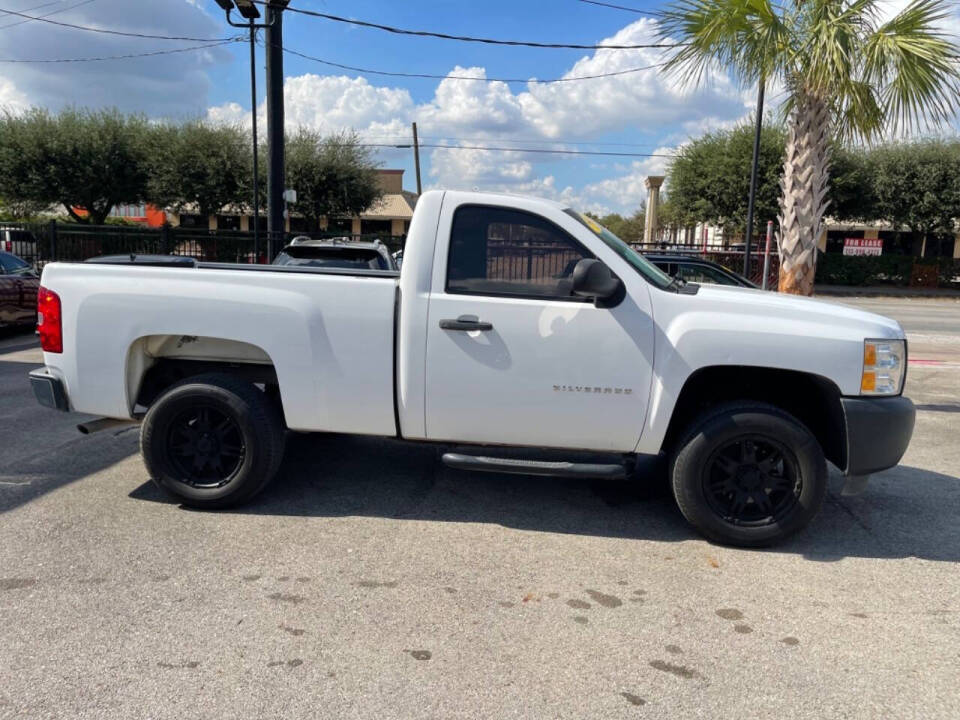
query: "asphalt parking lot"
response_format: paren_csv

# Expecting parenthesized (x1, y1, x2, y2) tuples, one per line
(1, 295, 958, 719)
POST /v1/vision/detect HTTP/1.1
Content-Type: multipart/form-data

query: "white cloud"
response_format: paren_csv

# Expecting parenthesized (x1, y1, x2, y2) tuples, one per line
(0, 0, 232, 115)
(0, 77, 30, 114)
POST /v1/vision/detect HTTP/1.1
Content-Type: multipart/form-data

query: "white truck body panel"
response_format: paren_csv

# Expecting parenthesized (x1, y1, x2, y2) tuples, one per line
(40, 263, 398, 435)
(38, 189, 907, 457)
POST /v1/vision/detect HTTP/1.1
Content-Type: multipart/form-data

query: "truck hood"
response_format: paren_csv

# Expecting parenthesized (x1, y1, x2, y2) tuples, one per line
(692, 283, 905, 339)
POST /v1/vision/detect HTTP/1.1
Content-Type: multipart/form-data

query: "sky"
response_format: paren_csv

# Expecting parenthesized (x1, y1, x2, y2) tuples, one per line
(1, 0, 958, 215)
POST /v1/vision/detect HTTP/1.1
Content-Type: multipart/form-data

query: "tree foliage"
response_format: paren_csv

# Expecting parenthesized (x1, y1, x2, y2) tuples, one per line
(867, 139, 960, 240)
(666, 123, 786, 236)
(0, 108, 151, 224)
(587, 211, 646, 243)
(659, 0, 960, 294)
(285, 129, 382, 231)
(147, 121, 251, 218)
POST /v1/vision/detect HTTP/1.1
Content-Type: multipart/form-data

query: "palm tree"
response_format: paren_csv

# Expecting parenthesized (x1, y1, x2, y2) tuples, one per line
(658, 0, 960, 294)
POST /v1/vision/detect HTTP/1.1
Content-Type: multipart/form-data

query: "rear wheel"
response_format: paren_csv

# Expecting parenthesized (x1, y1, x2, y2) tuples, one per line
(670, 402, 827, 547)
(140, 373, 285, 508)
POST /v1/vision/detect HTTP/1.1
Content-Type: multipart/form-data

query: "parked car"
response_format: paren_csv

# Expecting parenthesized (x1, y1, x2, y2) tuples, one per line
(28, 191, 915, 547)
(273, 236, 398, 272)
(1, 228, 39, 266)
(644, 254, 757, 288)
(0, 251, 40, 328)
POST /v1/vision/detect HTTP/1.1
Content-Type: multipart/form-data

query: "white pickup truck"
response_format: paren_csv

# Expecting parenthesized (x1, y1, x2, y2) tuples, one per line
(29, 191, 915, 546)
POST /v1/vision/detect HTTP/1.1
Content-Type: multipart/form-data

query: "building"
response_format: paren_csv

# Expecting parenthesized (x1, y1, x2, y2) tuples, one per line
(165, 169, 417, 237)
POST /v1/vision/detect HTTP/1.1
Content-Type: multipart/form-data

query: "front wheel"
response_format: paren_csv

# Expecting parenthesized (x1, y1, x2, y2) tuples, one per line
(670, 402, 827, 547)
(140, 373, 286, 509)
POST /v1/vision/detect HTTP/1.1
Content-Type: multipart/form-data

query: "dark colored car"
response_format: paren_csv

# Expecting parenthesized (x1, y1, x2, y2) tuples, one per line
(272, 237, 398, 272)
(643, 254, 757, 288)
(0, 251, 40, 328)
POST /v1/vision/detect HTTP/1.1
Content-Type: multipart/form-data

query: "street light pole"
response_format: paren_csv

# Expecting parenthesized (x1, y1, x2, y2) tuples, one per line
(215, 1, 274, 263)
(265, 0, 290, 261)
(743, 78, 765, 278)
(249, 20, 260, 261)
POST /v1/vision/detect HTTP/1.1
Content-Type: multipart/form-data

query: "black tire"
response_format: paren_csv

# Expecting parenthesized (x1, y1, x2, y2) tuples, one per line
(140, 373, 286, 509)
(670, 402, 827, 547)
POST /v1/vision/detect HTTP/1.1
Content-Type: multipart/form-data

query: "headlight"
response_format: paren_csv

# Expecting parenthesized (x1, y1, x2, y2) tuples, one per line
(861, 339, 905, 395)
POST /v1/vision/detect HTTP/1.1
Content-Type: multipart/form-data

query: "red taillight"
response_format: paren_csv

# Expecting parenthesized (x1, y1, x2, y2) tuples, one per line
(37, 286, 62, 354)
(3, 240, 10, 252)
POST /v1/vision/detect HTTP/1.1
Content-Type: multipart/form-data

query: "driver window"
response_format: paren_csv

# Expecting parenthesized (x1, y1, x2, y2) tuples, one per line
(446, 205, 592, 299)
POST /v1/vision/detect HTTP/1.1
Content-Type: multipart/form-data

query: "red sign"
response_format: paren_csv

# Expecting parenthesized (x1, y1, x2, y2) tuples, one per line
(843, 237, 882, 256)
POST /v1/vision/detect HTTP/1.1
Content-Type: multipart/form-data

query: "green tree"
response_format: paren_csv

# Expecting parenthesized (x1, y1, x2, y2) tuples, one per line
(868, 139, 960, 253)
(659, 0, 960, 294)
(666, 123, 786, 238)
(147, 121, 251, 219)
(588, 211, 646, 243)
(827, 145, 875, 223)
(0, 108, 151, 224)
(285, 129, 382, 231)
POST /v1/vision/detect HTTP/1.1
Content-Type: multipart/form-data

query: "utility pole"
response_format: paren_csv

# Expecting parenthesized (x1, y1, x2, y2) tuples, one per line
(265, 0, 290, 260)
(743, 78, 765, 277)
(412, 122, 423, 195)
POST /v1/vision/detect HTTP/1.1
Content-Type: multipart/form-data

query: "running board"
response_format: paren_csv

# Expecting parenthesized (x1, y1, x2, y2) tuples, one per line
(441, 453, 627, 479)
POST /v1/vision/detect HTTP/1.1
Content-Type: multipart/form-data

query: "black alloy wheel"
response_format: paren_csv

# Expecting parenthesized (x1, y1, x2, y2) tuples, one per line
(165, 404, 246, 489)
(670, 402, 827, 547)
(140, 373, 286, 509)
(702, 435, 801, 527)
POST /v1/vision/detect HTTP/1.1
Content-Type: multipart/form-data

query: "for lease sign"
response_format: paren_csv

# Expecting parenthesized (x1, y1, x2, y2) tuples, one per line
(843, 237, 883, 256)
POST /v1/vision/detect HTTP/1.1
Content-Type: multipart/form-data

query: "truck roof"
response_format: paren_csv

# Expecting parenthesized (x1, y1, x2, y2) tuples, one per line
(422, 189, 569, 211)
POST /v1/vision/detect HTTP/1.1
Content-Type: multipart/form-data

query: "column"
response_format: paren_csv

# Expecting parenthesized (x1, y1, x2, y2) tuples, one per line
(644, 176, 664, 243)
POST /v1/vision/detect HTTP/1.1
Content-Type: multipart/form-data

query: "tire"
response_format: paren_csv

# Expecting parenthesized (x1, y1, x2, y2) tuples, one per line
(140, 373, 286, 509)
(670, 402, 827, 547)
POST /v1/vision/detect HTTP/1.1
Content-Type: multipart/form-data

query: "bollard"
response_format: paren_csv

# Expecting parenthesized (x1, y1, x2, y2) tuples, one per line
(761, 221, 773, 291)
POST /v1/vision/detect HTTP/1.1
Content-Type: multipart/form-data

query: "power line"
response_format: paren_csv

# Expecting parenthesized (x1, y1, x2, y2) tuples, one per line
(0, 0, 96, 30)
(276, 41, 665, 83)
(363, 133, 665, 149)
(249, 1, 678, 50)
(577, 0, 657, 14)
(359, 142, 674, 158)
(0, 5, 240, 41)
(0, 39, 241, 63)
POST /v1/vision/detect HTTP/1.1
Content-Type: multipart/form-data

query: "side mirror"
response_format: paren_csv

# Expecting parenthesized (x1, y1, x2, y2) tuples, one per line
(571, 258, 623, 304)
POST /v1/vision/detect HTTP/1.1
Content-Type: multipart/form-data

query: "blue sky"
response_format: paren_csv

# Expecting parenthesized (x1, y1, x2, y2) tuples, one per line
(1, 0, 957, 213)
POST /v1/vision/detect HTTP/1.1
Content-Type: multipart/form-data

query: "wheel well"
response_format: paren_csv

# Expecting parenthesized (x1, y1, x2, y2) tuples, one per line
(126, 334, 280, 414)
(134, 359, 279, 411)
(661, 366, 846, 471)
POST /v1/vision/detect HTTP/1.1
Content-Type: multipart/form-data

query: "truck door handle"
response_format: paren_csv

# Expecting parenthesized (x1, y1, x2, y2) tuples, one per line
(439, 317, 493, 332)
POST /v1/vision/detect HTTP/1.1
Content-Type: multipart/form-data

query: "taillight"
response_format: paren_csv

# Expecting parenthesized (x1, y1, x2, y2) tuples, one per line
(37, 286, 62, 354)
(3, 240, 10, 252)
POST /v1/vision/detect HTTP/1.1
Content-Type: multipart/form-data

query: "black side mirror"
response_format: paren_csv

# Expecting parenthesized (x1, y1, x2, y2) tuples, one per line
(571, 258, 623, 305)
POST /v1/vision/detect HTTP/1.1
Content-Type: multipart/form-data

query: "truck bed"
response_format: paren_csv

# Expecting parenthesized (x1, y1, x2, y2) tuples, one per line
(39, 260, 400, 436)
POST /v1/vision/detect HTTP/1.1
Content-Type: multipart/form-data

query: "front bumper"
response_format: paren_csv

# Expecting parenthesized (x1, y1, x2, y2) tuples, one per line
(841, 395, 915, 476)
(29, 368, 69, 411)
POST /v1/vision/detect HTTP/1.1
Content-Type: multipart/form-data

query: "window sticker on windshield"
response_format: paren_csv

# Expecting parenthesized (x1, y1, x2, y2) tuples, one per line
(580, 214, 603, 236)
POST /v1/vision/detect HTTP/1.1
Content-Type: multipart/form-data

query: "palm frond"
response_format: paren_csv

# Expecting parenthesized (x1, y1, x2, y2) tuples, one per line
(862, 0, 960, 136)
(656, 0, 792, 88)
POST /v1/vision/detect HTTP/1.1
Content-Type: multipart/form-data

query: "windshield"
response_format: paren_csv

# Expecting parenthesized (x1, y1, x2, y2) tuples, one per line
(564, 210, 674, 290)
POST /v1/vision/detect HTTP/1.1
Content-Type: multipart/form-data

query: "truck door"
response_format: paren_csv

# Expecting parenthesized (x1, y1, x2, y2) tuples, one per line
(423, 202, 653, 452)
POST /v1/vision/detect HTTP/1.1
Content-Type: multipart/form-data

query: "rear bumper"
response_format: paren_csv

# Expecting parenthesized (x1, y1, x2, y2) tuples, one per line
(29, 368, 69, 411)
(841, 396, 915, 476)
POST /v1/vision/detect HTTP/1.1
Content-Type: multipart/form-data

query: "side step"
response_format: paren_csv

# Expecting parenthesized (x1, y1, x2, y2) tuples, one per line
(441, 453, 626, 479)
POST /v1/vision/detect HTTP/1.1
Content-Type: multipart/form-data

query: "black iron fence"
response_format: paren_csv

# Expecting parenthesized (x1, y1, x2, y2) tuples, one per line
(0, 220, 406, 268)
(632, 242, 781, 288)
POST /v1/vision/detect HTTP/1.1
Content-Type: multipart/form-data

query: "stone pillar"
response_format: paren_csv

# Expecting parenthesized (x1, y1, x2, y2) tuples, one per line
(644, 176, 664, 243)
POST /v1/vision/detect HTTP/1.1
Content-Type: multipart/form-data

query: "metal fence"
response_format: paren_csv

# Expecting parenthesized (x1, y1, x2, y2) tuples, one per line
(632, 242, 781, 288)
(0, 220, 406, 268)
